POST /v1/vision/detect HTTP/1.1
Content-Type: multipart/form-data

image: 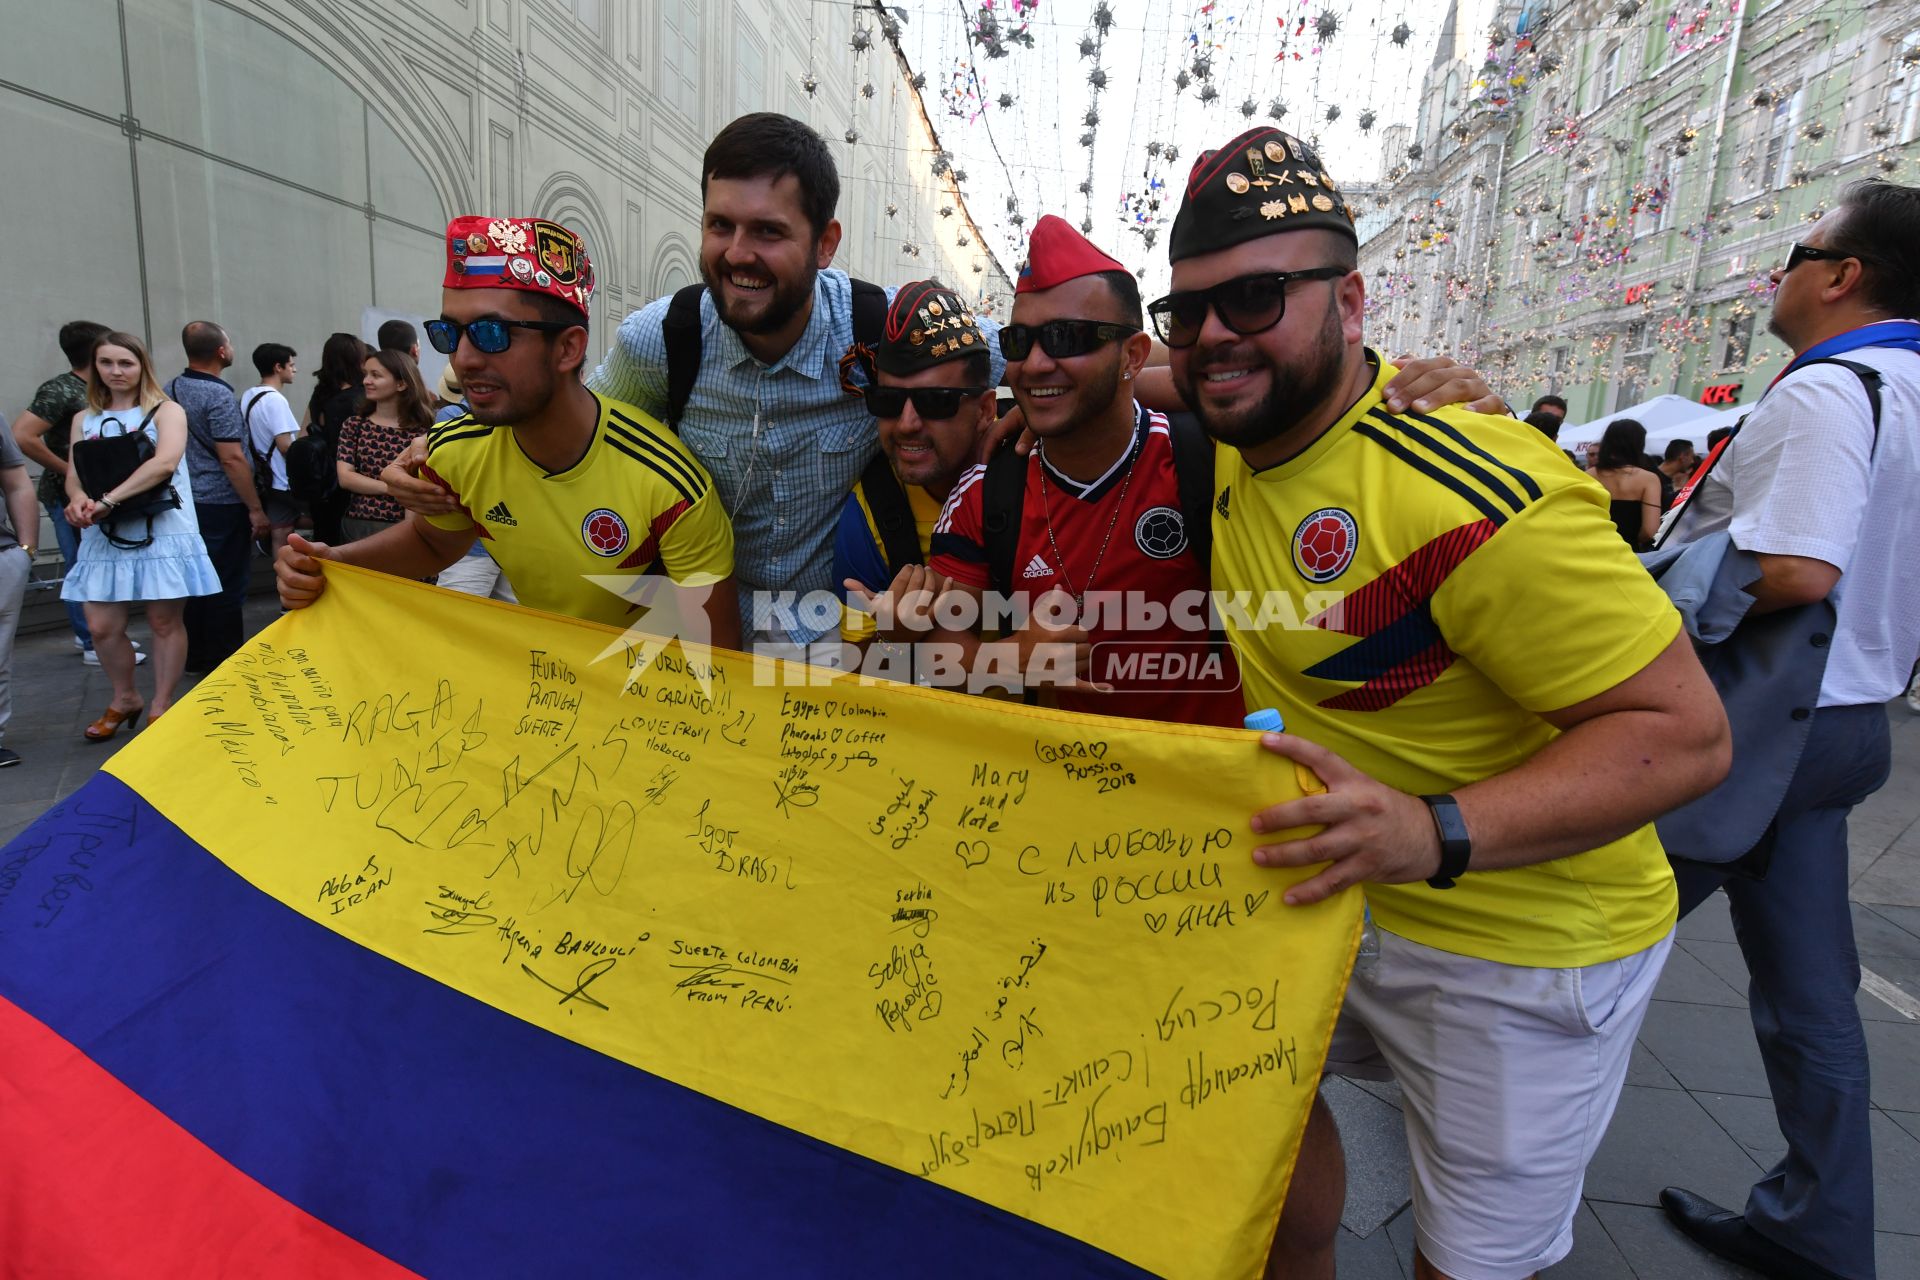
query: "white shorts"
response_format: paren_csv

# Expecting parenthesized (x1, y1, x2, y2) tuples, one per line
(1325, 923, 1673, 1280)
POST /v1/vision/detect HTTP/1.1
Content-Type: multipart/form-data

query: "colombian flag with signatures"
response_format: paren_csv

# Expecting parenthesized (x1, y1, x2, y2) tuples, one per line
(0, 566, 1358, 1278)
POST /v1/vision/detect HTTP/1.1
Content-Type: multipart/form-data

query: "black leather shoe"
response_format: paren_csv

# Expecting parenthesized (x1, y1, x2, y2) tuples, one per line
(1659, 1187, 1848, 1280)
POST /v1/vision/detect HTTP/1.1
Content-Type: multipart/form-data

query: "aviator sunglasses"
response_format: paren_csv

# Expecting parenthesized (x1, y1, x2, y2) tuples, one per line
(998, 319, 1140, 362)
(425, 316, 578, 356)
(863, 385, 992, 420)
(1147, 266, 1350, 348)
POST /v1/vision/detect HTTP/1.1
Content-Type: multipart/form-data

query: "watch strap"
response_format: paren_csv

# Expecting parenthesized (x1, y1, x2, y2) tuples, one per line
(1420, 793, 1471, 889)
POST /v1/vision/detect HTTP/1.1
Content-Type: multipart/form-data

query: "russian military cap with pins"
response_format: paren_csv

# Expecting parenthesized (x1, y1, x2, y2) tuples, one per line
(443, 215, 596, 316)
(1167, 127, 1360, 263)
(877, 279, 987, 375)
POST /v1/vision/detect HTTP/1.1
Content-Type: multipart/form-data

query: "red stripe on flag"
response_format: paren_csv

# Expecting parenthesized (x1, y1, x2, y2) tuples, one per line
(0, 994, 422, 1280)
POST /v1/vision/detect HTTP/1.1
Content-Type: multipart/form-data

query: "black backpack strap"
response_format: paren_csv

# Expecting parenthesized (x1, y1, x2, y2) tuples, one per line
(661, 284, 707, 431)
(837, 278, 888, 396)
(980, 443, 1028, 599)
(858, 453, 923, 576)
(1797, 357, 1884, 451)
(1162, 410, 1215, 570)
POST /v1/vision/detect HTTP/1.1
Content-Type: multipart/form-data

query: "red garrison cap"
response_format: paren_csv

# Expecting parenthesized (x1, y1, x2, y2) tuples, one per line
(443, 215, 596, 316)
(1015, 215, 1127, 294)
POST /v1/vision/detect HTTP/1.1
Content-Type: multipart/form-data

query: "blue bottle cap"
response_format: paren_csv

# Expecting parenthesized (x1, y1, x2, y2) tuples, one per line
(1243, 708, 1286, 734)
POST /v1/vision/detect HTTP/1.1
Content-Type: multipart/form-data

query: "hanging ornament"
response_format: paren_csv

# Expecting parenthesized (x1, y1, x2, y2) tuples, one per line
(1407, 142, 1425, 161)
(1240, 98, 1258, 119)
(1141, 228, 1158, 250)
(1088, 67, 1108, 90)
(845, 127, 860, 144)
(957, 234, 970, 246)
(1077, 180, 1092, 194)
(1092, 3, 1114, 35)
(1006, 196, 1019, 213)
(1326, 104, 1342, 123)
(930, 150, 953, 176)
(1314, 9, 1340, 41)
(880, 15, 901, 42)
(887, 202, 899, 218)
(996, 91, 1014, 108)
(1163, 146, 1178, 163)
(940, 205, 954, 217)
(849, 26, 872, 53)
(1175, 70, 1192, 91)
(1905, 44, 1920, 68)
(974, 261, 985, 274)
(1198, 83, 1218, 104)
(1878, 153, 1900, 173)
(1009, 212, 1025, 226)
(802, 74, 819, 96)
(861, 82, 876, 99)
(1801, 120, 1828, 142)
(1869, 119, 1895, 140)
(953, 168, 968, 183)
(1081, 217, 1094, 232)
(1192, 54, 1212, 79)
(1079, 131, 1095, 146)
(1358, 108, 1377, 131)
(1470, 174, 1489, 191)
(1084, 108, 1100, 127)
(1391, 22, 1412, 46)
(1614, 0, 1641, 21)
(911, 73, 927, 90)
(1267, 98, 1287, 120)
(1751, 88, 1775, 107)
(1146, 141, 1162, 158)
(1538, 49, 1563, 74)
(1079, 35, 1097, 58)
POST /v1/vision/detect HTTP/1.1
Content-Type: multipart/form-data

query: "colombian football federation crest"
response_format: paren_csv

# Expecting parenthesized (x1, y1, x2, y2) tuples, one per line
(1291, 507, 1358, 583)
(1134, 506, 1188, 560)
(534, 221, 583, 286)
(581, 508, 629, 557)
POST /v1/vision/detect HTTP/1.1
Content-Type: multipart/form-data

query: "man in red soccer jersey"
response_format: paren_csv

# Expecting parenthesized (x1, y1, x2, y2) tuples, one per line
(925, 217, 1257, 725)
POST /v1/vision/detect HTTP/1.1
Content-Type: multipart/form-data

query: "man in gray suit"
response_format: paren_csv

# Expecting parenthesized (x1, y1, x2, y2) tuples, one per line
(1657, 179, 1920, 1280)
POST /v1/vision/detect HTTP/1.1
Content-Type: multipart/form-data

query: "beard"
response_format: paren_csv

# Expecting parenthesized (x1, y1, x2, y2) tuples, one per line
(1178, 294, 1347, 453)
(702, 256, 817, 337)
(1022, 351, 1129, 441)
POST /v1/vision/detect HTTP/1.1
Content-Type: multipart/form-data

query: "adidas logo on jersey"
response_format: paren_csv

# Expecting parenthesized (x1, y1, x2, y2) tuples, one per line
(1215, 486, 1231, 519)
(483, 501, 517, 526)
(1021, 553, 1053, 580)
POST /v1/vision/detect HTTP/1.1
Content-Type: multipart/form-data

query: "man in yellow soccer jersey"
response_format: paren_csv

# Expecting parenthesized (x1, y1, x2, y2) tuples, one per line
(1156, 129, 1731, 1280)
(275, 216, 740, 650)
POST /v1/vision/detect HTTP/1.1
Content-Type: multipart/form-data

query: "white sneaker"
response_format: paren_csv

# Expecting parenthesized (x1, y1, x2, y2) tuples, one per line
(81, 649, 147, 667)
(1906, 667, 1920, 714)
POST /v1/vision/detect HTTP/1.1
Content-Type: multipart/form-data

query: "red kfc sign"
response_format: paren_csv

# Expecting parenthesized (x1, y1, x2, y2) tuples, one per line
(1700, 383, 1742, 406)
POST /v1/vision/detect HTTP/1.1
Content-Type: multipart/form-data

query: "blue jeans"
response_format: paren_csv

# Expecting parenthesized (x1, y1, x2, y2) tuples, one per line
(1674, 702, 1892, 1280)
(43, 501, 91, 649)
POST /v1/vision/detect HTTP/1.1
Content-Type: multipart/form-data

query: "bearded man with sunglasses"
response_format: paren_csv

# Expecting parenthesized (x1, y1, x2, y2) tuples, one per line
(1156, 129, 1731, 1280)
(275, 216, 741, 650)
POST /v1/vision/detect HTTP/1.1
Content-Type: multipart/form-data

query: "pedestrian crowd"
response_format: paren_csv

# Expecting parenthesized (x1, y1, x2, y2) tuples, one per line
(9, 109, 1919, 1280)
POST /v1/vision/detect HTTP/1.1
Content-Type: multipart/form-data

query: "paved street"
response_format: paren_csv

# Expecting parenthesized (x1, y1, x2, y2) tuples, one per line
(2, 598, 1915, 1277)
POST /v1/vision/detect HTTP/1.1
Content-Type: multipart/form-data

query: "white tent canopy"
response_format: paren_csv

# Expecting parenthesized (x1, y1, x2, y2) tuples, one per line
(1558, 394, 1721, 451)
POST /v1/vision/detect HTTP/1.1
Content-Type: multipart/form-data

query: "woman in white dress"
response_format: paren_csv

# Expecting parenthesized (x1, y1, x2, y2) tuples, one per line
(61, 332, 220, 739)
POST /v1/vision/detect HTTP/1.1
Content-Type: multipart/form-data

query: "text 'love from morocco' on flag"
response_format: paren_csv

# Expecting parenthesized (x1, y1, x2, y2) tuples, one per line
(0, 565, 1357, 1279)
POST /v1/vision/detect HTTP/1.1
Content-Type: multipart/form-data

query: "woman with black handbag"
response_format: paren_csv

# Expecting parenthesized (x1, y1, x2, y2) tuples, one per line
(61, 332, 220, 740)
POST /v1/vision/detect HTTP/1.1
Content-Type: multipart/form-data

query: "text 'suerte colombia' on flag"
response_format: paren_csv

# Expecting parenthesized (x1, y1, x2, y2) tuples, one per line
(0, 565, 1358, 1278)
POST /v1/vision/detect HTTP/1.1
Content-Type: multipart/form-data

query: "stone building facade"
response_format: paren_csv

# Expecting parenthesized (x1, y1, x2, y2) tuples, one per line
(0, 0, 1013, 406)
(1358, 0, 1918, 419)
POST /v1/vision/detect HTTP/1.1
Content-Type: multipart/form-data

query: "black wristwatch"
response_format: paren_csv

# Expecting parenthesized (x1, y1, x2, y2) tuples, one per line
(1420, 794, 1472, 889)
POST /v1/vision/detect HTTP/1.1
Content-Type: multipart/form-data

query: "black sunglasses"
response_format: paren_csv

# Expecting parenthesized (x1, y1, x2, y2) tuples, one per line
(998, 319, 1140, 362)
(863, 385, 991, 420)
(1783, 242, 1883, 273)
(1147, 267, 1350, 348)
(425, 316, 577, 356)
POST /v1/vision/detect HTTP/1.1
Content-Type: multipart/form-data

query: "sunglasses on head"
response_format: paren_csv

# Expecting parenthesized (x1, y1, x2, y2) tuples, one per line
(425, 316, 577, 356)
(863, 385, 992, 420)
(1147, 267, 1350, 348)
(998, 319, 1140, 362)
